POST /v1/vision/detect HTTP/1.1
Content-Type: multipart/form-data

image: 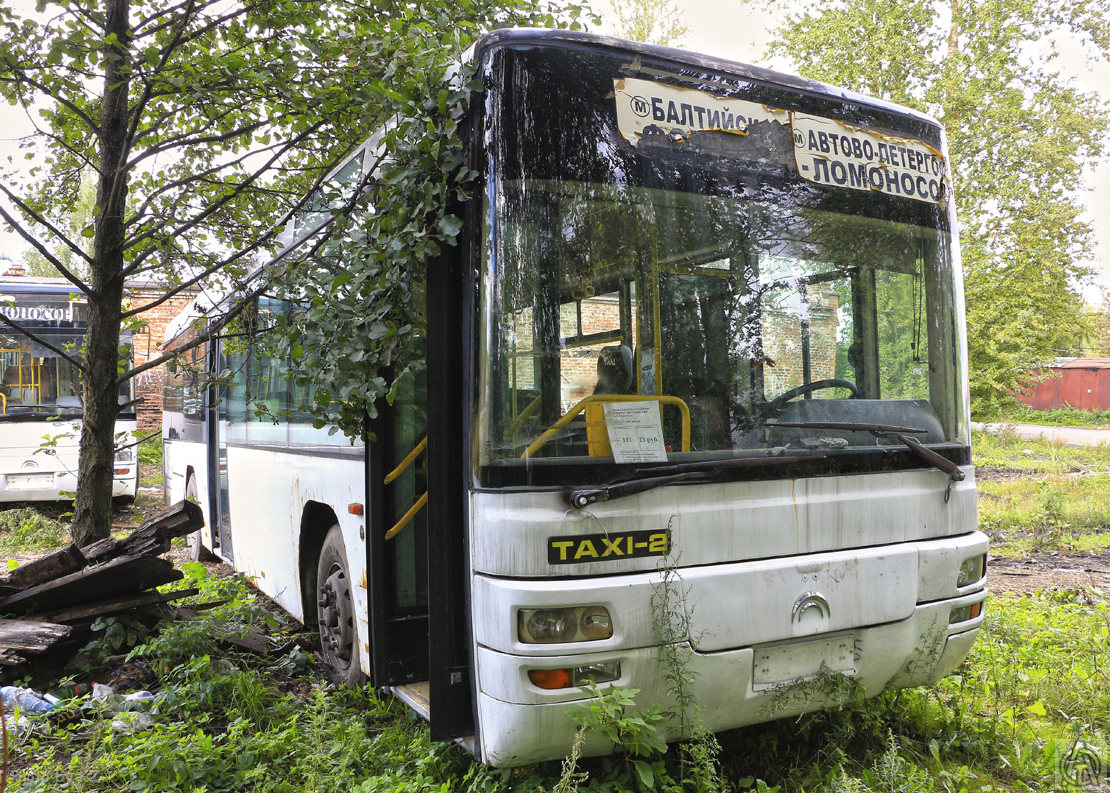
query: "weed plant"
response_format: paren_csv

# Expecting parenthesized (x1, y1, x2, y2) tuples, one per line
(136, 435, 163, 468)
(10, 572, 1110, 792)
(996, 403, 1110, 428)
(972, 428, 1110, 474)
(0, 507, 68, 556)
(978, 473, 1110, 555)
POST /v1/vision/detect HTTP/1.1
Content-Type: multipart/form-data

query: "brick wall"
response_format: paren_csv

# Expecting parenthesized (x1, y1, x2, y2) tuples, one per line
(127, 287, 197, 430)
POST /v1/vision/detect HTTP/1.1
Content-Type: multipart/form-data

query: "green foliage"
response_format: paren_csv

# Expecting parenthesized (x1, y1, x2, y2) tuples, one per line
(0, 507, 68, 555)
(136, 435, 163, 468)
(264, 4, 597, 440)
(0, 0, 596, 539)
(609, 0, 689, 47)
(759, 0, 1109, 413)
(130, 562, 284, 673)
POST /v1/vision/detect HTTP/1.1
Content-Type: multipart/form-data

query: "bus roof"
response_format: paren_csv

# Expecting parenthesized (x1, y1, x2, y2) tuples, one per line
(470, 29, 942, 130)
(0, 276, 85, 296)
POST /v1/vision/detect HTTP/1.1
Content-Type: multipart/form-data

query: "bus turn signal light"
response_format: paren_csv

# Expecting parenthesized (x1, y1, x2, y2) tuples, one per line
(528, 668, 573, 689)
(950, 601, 983, 624)
(527, 662, 621, 690)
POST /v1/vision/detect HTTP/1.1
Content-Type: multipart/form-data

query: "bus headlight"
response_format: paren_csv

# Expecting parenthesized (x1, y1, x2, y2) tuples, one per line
(957, 554, 986, 587)
(518, 606, 613, 643)
(114, 448, 135, 464)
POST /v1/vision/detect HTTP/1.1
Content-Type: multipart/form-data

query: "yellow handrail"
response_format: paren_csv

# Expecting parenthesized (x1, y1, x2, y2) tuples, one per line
(385, 492, 428, 541)
(384, 436, 428, 541)
(522, 394, 691, 459)
(384, 436, 427, 484)
(0, 392, 5, 413)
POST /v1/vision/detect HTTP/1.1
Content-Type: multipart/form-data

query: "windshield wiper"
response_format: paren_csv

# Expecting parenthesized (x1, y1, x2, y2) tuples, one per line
(768, 420, 964, 482)
(897, 434, 965, 482)
(567, 454, 823, 509)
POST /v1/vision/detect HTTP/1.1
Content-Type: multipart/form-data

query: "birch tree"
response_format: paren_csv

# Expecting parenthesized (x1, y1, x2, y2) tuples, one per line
(0, 0, 591, 544)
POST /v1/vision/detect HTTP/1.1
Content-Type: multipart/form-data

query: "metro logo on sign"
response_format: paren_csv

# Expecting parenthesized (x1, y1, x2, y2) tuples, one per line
(791, 113, 949, 204)
(614, 77, 789, 147)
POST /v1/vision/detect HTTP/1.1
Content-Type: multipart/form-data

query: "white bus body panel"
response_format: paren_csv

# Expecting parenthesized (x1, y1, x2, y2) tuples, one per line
(1, 419, 138, 502)
(164, 441, 372, 675)
(471, 468, 977, 578)
(469, 467, 985, 766)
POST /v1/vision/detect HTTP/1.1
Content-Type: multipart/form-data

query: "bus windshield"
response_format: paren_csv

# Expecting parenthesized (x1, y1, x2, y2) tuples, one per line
(477, 44, 968, 483)
(0, 330, 85, 417)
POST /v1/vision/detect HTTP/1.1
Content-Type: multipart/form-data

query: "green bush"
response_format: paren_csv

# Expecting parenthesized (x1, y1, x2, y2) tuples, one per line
(0, 507, 68, 555)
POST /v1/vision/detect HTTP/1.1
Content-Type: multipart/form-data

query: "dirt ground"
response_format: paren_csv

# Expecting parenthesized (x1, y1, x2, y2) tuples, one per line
(989, 552, 1110, 597)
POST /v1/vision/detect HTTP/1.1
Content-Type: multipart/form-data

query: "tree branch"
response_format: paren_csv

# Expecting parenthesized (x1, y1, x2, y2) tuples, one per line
(0, 201, 92, 296)
(0, 182, 95, 270)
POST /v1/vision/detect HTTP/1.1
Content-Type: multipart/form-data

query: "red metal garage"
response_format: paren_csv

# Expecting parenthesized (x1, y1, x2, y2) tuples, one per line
(1018, 358, 1110, 411)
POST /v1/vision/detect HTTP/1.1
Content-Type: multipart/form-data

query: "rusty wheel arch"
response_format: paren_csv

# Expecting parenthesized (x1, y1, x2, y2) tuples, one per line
(298, 500, 340, 627)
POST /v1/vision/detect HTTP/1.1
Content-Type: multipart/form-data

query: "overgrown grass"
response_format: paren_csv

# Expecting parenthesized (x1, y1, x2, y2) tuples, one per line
(972, 428, 1110, 555)
(973, 427, 1110, 474)
(0, 507, 68, 556)
(996, 403, 1110, 428)
(10, 563, 1110, 793)
(979, 475, 1110, 555)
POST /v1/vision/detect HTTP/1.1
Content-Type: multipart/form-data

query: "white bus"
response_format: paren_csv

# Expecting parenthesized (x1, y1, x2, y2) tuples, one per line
(1, 277, 138, 503)
(162, 30, 986, 767)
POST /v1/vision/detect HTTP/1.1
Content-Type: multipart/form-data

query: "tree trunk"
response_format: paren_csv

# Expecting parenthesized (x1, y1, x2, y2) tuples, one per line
(72, 0, 131, 546)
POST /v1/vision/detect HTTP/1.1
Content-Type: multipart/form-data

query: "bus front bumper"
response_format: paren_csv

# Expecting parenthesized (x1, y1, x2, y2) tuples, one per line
(0, 470, 137, 502)
(473, 592, 985, 767)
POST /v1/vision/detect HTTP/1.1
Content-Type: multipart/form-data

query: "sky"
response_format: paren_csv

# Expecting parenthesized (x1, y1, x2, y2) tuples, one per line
(1, 0, 1108, 296)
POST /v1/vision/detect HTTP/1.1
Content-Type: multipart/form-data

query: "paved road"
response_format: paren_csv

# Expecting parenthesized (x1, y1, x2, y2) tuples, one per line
(972, 421, 1110, 447)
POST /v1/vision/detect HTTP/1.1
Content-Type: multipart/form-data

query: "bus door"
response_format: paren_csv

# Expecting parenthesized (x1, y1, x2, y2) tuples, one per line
(367, 364, 430, 686)
(208, 334, 236, 562)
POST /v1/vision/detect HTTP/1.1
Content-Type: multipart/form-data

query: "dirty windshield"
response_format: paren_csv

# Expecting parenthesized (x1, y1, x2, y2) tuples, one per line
(0, 293, 134, 421)
(476, 43, 968, 484)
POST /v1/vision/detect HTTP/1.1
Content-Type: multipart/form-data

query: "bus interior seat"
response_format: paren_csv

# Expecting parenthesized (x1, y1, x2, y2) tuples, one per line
(594, 344, 633, 395)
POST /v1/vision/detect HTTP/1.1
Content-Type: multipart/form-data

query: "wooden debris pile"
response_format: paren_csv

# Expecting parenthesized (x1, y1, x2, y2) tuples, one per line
(0, 501, 204, 666)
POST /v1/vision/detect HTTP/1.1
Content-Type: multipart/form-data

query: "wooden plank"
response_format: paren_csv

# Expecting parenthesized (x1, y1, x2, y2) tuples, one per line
(0, 649, 27, 665)
(0, 618, 72, 652)
(81, 500, 202, 565)
(33, 587, 199, 624)
(0, 555, 183, 616)
(7, 545, 87, 589)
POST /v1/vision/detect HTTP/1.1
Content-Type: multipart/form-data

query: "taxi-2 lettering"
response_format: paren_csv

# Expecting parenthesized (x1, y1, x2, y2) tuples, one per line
(547, 530, 670, 564)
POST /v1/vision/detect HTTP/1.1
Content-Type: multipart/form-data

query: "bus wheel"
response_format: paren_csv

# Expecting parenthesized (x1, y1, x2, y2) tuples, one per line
(316, 525, 365, 687)
(184, 475, 215, 562)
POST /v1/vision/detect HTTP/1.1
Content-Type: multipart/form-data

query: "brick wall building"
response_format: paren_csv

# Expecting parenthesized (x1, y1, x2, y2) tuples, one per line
(127, 283, 199, 430)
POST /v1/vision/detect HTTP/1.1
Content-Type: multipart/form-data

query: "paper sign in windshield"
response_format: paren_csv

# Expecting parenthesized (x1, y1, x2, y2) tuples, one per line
(792, 113, 948, 204)
(603, 402, 667, 463)
(614, 78, 788, 147)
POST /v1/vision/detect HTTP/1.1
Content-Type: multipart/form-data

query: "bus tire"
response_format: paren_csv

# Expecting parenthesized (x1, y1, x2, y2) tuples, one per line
(316, 525, 365, 688)
(184, 475, 215, 563)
